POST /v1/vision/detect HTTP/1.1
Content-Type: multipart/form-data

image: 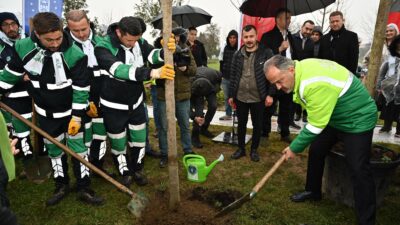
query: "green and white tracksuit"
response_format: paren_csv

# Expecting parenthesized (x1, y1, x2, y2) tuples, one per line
(0, 33, 92, 189)
(68, 29, 108, 170)
(0, 38, 34, 160)
(290, 59, 377, 153)
(94, 24, 163, 176)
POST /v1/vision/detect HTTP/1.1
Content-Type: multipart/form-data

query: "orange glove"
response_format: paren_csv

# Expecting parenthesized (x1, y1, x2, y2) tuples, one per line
(86, 101, 98, 118)
(68, 116, 81, 136)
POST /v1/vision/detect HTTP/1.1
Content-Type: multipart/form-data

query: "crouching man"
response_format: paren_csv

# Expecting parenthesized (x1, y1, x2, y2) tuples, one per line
(264, 55, 377, 225)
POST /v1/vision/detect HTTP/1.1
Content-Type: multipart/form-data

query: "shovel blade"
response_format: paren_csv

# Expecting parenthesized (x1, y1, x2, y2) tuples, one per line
(127, 191, 149, 217)
(214, 192, 253, 217)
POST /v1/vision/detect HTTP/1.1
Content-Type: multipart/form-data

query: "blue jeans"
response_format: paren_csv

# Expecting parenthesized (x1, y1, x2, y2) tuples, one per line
(221, 78, 232, 116)
(158, 99, 192, 156)
(144, 103, 151, 153)
(150, 86, 161, 130)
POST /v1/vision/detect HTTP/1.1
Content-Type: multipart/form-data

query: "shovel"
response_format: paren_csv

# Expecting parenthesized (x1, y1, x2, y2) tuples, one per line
(0, 102, 148, 217)
(215, 154, 286, 217)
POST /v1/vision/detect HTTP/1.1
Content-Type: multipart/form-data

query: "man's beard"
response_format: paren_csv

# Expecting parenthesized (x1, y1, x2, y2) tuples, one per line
(6, 31, 19, 39)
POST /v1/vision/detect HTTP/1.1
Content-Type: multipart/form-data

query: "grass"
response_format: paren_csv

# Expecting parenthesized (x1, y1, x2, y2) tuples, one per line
(7, 120, 400, 225)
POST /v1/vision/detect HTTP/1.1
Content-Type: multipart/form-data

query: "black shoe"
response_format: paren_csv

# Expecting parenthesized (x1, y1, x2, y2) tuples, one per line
(145, 149, 161, 158)
(250, 150, 260, 162)
(183, 151, 196, 156)
(290, 122, 301, 130)
(46, 184, 70, 206)
(281, 136, 292, 144)
(121, 175, 133, 188)
(294, 114, 301, 121)
(77, 188, 104, 205)
(192, 139, 203, 148)
(231, 149, 246, 160)
(159, 157, 168, 168)
(200, 129, 214, 138)
(133, 171, 148, 186)
(290, 191, 322, 202)
(302, 115, 308, 123)
(379, 127, 391, 133)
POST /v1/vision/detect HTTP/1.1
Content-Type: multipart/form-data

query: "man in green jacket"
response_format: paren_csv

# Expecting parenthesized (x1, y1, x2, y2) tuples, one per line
(264, 55, 377, 225)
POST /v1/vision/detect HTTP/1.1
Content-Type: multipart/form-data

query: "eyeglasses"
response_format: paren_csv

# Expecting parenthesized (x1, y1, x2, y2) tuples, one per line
(1, 22, 18, 28)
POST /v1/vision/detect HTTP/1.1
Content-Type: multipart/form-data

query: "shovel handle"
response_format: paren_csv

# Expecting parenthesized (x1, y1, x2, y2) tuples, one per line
(252, 154, 286, 193)
(0, 101, 136, 198)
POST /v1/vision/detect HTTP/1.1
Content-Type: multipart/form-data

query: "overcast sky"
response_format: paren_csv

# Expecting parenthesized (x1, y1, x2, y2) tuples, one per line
(1, 0, 379, 45)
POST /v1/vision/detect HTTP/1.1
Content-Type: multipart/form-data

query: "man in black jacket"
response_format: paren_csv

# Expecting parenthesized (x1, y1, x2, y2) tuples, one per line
(291, 20, 315, 123)
(190, 67, 222, 148)
(219, 30, 238, 121)
(318, 11, 359, 74)
(187, 26, 207, 67)
(228, 25, 273, 162)
(260, 8, 296, 142)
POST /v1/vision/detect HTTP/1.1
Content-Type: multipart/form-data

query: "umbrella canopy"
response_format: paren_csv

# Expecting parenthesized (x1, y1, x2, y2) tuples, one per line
(152, 5, 212, 29)
(240, 0, 335, 18)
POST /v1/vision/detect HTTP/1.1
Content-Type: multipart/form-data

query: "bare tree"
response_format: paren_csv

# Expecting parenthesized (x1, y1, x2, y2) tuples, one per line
(133, 0, 186, 37)
(197, 23, 220, 58)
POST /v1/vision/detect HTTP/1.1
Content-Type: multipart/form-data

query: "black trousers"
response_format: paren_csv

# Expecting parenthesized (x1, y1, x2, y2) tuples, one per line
(236, 100, 264, 150)
(305, 126, 376, 225)
(265, 91, 292, 137)
(192, 93, 217, 136)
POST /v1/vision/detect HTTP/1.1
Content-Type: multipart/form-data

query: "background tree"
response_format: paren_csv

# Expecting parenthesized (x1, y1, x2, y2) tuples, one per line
(197, 23, 220, 59)
(133, 0, 186, 37)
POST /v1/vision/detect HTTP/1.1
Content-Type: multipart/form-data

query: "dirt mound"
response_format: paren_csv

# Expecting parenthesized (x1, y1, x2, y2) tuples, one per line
(139, 188, 240, 225)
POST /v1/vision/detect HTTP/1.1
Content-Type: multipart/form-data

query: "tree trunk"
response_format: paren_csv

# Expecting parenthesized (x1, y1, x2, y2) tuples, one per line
(161, 0, 180, 210)
(365, 0, 392, 95)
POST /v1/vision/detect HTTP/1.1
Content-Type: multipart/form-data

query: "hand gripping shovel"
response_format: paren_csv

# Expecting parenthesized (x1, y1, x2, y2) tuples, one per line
(215, 154, 286, 217)
(0, 102, 148, 217)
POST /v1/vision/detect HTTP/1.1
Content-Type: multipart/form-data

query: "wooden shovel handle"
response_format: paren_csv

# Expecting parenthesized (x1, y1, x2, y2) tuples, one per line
(0, 101, 136, 198)
(252, 154, 286, 193)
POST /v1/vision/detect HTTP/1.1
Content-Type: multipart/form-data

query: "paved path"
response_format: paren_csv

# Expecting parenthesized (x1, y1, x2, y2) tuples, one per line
(147, 106, 400, 145)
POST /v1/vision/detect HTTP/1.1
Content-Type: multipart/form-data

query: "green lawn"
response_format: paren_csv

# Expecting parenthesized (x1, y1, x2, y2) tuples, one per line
(7, 121, 400, 225)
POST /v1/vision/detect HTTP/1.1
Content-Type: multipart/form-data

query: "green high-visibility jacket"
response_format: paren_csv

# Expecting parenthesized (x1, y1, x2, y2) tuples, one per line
(290, 59, 377, 153)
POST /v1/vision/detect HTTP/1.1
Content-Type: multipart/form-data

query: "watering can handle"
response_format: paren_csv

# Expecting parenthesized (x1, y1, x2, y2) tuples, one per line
(183, 154, 205, 168)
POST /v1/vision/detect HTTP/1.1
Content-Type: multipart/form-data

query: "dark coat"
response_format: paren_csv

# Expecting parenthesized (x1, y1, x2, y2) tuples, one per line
(291, 31, 314, 60)
(260, 25, 297, 59)
(187, 40, 207, 67)
(318, 26, 359, 74)
(220, 30, 238, 80)
(229, 44, 274, 100)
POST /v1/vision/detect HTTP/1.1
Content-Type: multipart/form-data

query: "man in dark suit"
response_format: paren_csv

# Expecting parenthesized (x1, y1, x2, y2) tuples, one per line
(291, 20, 315, 123)
(318, 11, 359, 74)
(260, 8, 296, 143)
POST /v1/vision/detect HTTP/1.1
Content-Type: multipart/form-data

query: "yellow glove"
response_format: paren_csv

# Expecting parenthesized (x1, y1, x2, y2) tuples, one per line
(160, 34, 176, 53)
(150, 64, 175, 80)
(68, 116, 81, 136)
(86, 101, 98, 118)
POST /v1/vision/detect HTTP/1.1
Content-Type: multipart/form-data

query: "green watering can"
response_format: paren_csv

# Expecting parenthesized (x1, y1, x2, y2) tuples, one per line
(183, 154, 224, 183)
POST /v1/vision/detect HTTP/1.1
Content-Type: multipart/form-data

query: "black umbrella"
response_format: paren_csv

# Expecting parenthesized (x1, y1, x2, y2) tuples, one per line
(151, 5, 212, 29)
(240, 0, 335, 18)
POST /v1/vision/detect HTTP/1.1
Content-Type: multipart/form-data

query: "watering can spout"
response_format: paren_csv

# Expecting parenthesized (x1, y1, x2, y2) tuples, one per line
(205, 154, 224, 176)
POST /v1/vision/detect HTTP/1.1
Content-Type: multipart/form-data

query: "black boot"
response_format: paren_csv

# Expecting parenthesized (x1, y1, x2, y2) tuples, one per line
(46, 183, 70, 206)
(250, 149, 260, 162)
(133, 170, 148, 186)
(77, 188, 104, 206)
(121, 175, 133, 188)
(231, 148, 246, 159)
(159, 156, 168, 168)
(200, 127, 214, 138)
(191, 132, 203, 148)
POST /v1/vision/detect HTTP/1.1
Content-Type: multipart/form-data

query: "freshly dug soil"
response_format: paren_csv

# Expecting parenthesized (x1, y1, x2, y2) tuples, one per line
(139, 187, 240, 225)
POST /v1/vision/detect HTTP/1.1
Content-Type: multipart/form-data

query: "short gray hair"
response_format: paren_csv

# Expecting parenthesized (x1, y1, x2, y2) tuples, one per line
(263, 55, 295, 74)
(65, 10, 89, 23)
